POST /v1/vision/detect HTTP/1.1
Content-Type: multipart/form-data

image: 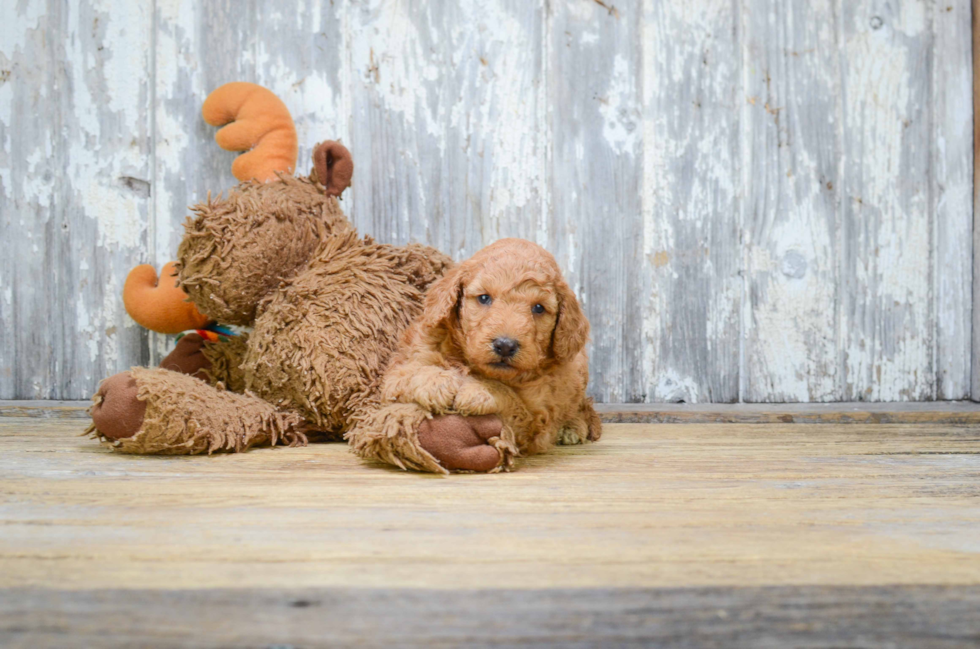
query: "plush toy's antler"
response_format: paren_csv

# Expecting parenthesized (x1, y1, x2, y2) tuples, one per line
(123, 262, 210, 334)
(202, 82, 298, 182)
(121, 83, 296, 334)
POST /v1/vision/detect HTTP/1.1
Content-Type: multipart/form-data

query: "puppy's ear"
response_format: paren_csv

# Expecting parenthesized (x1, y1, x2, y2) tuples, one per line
(420, 263, 465, 334)
(551, 279, 589, 364)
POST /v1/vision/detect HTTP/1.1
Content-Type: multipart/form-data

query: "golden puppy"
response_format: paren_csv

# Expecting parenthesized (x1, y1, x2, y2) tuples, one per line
(352, 238, 601, 473)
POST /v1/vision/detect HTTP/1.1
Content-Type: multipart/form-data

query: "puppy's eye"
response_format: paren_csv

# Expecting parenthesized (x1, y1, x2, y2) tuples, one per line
(532, 303, 545, 315)
(478, 294, 493, 306)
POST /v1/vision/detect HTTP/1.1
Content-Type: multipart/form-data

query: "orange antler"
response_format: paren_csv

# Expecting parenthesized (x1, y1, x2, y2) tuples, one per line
(202, 82, 298, 182)
(123, 262, 210, 334)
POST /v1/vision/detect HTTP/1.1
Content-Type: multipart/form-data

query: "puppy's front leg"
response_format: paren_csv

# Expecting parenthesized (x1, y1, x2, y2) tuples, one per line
(452, 376, 499, 415)
(557, 399, 602, 445)
(382, 363, 465, 414)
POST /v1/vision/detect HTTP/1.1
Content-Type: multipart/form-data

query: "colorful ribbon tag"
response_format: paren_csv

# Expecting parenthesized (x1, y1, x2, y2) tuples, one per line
(175, 324, 237, 343)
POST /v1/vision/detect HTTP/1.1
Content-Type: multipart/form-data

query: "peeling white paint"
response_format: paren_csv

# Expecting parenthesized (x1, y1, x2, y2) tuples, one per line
(0, 0, 152, 397)
(351, 2, 443, 137)
(642, 0, 740, 403)
(22, 149, 54, 208)
(652, 368, 702, 404)
(0, 0, 972, 401)
(599, 55, 639, 156)
(842, 0, 934, 401)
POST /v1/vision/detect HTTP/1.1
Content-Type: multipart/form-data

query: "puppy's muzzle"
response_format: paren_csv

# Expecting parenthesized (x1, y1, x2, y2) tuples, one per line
(492, 337, 520, 359)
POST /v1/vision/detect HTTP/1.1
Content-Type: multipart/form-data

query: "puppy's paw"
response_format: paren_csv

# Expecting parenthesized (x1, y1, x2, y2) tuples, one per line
(556, 421, 587, 446)
(452, 379, 498, 415)
(416, 374, 462, 413)
(418, 414, 514, 472)
(383, 367, 462, 414)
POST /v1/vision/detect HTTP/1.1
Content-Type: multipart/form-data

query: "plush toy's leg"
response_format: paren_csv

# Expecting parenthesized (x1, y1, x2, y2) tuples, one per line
(158, 333, 211, 380)
(201, 333, 249, 392)
(156, 332, 250, 393)
(346, 403, 518, 474)
(346, 403, 443, 473)
(418, 414, 517, 473)
(87, 367, 307, 455)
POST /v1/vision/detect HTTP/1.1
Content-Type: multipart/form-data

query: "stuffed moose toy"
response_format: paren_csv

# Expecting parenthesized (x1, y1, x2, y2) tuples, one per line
(87, 82, 598, 473)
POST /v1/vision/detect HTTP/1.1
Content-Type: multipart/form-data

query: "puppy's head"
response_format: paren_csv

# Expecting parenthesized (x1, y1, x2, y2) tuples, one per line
(421, 239, 589, 383)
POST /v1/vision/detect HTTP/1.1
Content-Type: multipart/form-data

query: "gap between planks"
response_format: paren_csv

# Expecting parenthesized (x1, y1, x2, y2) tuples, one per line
(4, 400, 980, 424)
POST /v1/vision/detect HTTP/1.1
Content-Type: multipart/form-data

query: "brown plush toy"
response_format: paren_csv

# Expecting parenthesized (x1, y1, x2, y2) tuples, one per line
(87, 83, 524, 473)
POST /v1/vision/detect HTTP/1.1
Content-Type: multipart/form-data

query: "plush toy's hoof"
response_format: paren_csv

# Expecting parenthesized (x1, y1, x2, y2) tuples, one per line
(418, 414, 506, 472)
(159, 333, 211, 379)
(90, 372, 146, 440)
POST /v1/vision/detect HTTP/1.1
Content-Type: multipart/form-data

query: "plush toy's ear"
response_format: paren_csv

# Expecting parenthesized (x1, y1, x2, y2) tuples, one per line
(202, 82, 297, 182)
(123, 261, 210, 334)
(419, 263, 466, 335)
(551, 278, 589, 364)
(313, 141, 354, 197)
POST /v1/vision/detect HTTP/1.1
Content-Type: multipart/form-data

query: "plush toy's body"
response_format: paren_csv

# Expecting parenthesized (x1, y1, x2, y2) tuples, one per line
(87, 83, 455, 455)
(89, 160, 452, 454)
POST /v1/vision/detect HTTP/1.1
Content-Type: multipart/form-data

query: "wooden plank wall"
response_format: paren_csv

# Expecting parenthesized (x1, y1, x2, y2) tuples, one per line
(0, 0, 973, 403)
(972, 0, 980, 401)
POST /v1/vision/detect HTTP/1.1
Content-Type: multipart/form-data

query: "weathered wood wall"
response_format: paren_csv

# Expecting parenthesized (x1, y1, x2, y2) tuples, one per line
(0, 0, 973, 403)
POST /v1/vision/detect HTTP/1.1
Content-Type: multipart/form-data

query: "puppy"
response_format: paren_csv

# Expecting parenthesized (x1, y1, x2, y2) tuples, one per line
(374, 238, 601, 472)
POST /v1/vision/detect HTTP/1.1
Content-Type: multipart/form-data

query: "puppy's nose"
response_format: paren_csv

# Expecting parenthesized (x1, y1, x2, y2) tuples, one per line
(492, 337, 520, 359)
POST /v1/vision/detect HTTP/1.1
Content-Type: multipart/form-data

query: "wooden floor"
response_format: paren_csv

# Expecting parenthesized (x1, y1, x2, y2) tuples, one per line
(1, 413, 979, 647)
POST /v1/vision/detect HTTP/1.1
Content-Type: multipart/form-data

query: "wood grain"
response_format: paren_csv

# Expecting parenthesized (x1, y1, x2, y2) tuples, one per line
(550, 0, 643, 402)
(642, 0, 740, 403)
(2, 417, 979, 591)
(973, 0, 980, 402)
(933, 0, 973, 400)
(0, 0, 974, 403)
(841, 0, 935, 401)
(0, 1, 152, 398)
(348, 0, 545, 251)
(3, 585, 979, 648)
(596, 399, 980, 423)
(742, 0, 841, 402)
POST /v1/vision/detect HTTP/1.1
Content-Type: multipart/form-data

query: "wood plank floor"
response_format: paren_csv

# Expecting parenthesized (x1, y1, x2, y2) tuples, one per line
(1, 415, 979, 647)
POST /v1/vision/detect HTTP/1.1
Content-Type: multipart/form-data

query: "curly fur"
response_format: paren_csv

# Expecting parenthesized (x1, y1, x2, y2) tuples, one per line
(349, 238, 601, 472)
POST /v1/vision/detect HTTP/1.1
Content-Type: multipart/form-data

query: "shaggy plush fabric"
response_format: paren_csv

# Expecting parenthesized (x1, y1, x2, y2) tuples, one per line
(87, 366, 308, 455)
(176, 174, 352, 326)
(347, 403, 444, 473)
(202, 333, 250, 393)
(87, 144, 454, 458)
(241, 230, 451, 433)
